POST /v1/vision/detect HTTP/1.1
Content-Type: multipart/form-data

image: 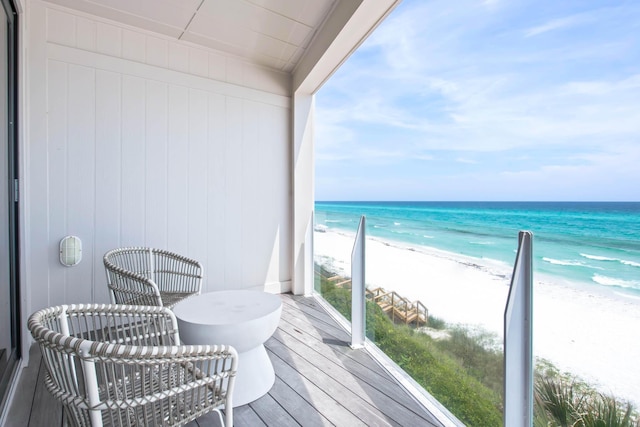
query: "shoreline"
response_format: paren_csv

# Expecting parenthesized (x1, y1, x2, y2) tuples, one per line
(314, 229, 640, 406)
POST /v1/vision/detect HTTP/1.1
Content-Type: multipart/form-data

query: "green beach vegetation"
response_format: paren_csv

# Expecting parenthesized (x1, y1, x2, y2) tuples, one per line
(315, 265, 640, 427)
(535, 361, 640, 427)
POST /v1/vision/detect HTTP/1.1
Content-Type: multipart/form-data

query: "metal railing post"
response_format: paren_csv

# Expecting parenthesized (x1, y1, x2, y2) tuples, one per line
(504, 231, 534, 427)
(351, 216, 366, 349)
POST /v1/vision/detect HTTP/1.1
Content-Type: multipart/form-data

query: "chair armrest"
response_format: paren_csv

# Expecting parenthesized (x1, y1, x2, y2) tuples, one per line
(87, 343, 238, 409)
(104, 261, 164, 307)
(152, 249, 203, 294)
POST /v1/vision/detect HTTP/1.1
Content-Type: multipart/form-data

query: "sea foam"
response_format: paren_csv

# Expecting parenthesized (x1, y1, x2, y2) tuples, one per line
(581, 253, 640, 268)
(580, 253, 617, 261)
(621, 260, 640, 268)
(592, 274, 640, 289)
(543, 257, 585, 267)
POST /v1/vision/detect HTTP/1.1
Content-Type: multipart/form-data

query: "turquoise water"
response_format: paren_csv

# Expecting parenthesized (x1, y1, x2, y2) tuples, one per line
(315, 201, 640, 294)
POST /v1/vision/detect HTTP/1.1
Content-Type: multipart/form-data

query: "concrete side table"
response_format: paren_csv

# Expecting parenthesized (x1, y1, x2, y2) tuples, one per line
(172, 290, 283, 407)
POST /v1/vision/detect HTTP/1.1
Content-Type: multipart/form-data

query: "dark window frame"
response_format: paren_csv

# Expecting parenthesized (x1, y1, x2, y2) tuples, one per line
(0, 0, 20, 413)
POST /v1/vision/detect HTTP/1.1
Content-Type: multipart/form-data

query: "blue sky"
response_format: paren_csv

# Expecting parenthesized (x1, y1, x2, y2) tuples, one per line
(315, 0, 640, 201)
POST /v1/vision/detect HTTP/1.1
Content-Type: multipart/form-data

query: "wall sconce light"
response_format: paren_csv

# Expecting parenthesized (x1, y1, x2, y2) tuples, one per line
(60, 236, 82, 267)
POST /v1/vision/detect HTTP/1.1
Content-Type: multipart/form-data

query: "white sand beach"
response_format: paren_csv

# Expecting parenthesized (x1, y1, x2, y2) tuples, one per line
(315, 230, 640, 406)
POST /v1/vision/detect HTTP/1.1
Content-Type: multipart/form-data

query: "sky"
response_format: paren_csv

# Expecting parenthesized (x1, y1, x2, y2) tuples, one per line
(314, 0, 640, 201)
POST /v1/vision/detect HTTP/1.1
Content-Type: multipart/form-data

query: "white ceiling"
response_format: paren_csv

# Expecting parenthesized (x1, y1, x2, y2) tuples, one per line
(46, 0, 338, 72)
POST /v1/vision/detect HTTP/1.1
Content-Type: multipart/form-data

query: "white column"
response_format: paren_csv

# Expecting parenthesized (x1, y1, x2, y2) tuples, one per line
(292, 92, 315, 295)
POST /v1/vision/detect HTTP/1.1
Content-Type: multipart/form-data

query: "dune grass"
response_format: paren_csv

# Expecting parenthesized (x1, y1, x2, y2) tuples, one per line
(535, 361, 640, 427)
(316, 268, 503, 426)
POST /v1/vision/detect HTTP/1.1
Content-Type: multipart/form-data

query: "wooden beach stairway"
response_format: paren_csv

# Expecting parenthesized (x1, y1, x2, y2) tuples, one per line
(318, 267, 429, 327)
(366, 288, 429, 327)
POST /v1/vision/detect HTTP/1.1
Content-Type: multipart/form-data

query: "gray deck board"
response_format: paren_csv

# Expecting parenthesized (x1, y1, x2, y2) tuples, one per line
(280, 296, 443, 422)
(3, 346, 40, 427)
(233, 405, 267, 427)
(264, 375, 333, 427)
(5, 293, 444, 427)
(268, 347, 368, 427)
(31, 349, 64, 427)
(279, 301, 426, 406)
(271, 326, 435, 426)
(280, 300, 395, 376)
(268, 335, 398, 427)
(247, 391, 300, 427)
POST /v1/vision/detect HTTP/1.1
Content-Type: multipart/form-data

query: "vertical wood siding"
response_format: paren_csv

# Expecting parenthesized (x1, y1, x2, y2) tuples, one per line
(27, 4, 292, 311)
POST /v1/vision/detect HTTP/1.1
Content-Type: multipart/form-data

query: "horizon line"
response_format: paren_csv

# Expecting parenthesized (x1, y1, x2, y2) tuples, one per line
(314, 200, 640, 203)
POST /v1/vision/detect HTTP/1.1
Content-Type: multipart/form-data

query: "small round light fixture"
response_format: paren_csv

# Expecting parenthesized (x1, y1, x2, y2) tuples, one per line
(60, 236, 82, 267)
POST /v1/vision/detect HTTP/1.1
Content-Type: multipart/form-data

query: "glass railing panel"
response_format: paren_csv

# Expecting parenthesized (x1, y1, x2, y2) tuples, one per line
(313, 207, 359, 322)
(531, 203, 640, 426)
(363, 221, 507, 426)
(315, 201, 509, 426)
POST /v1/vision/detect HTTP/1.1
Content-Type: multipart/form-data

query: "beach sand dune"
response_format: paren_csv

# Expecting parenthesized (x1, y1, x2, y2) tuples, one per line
(315, 230, 640, 406)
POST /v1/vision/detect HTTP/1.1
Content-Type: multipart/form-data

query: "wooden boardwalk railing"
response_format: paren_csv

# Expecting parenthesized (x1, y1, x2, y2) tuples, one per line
(366, 288, 428, 327)
(317, 267, 429, 327)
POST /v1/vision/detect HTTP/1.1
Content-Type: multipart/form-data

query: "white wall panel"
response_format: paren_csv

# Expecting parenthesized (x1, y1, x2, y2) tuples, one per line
(145, 37, 168, 68)
(96, 22, 121, 57)
(144, 80, 168, 249)
(208, 52, 226, 82)
(76, 17, 97, 51)
(241, 100, 260, 287)
(205, 93, 227, 291)
(168, 42, 189, 73)
(187, 89, 209, 263)
(66, 64, 96, 304)
(261, 104, 291, 285)
(47, 8, 75, 47)
(226, 57, 244, 88)
(224, 97, 243, 287)
(94, 70, 122, 303)
(120, 75, 146, 246)
(46, 60, 68, 306)
(166, 85, 189, 254)
(189, 48, 209, 78)
(122, 29, 145, 63)
(27, 3, 292, 311)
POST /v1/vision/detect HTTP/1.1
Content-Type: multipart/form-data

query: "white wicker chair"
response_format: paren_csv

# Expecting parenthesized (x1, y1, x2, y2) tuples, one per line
(104, 247, 202, 309)
(28, 304, 237, 427)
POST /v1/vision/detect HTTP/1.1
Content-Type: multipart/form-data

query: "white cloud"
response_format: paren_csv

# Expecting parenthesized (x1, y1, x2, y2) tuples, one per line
(456, 158, 478, 164)
(315, 0, 640, 200)
(524, 14, 589, 37)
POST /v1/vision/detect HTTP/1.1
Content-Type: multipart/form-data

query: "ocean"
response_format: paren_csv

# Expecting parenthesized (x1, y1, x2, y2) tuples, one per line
(314, 201, 640, 295)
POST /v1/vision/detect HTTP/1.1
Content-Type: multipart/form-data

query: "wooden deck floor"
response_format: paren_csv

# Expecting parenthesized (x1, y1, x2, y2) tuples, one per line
(4, 294, 444, 427)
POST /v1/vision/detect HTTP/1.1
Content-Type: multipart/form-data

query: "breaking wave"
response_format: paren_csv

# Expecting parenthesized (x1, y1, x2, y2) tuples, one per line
(580, 253, 640, 268)
(543, 257, 584, 266)
(592, 274, 640, 290)
(580, 253, 617, 261)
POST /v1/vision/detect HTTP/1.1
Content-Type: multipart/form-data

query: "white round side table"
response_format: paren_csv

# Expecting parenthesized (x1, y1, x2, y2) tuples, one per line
(172, 290, 283, 407)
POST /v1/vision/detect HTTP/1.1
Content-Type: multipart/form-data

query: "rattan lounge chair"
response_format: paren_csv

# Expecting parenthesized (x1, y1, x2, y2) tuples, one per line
(28, 303, 237, 427)
(104, 247, 202, 308)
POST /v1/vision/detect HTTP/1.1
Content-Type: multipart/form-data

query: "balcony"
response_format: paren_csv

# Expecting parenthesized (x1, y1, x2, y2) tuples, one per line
(0, 0, 408, 423)
(5, 294, 445, 427)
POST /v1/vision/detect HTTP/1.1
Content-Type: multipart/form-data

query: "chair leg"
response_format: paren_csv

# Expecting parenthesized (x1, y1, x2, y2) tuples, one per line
(226, 407, 233, 427)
